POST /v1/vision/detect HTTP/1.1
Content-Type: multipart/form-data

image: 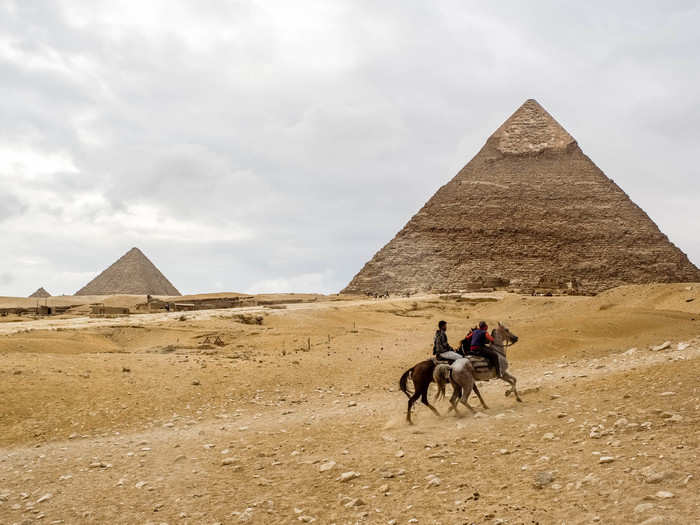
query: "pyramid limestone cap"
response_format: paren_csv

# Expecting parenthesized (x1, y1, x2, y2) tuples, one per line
(490, 99, 576, 154)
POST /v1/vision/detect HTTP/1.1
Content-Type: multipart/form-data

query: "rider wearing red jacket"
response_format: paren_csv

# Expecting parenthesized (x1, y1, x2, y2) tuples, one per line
(466, 321, 502, 377)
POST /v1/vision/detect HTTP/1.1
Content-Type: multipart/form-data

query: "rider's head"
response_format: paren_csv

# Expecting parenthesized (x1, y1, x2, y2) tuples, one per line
(478, 320, 488, 330)
(438, 320, 447, 331)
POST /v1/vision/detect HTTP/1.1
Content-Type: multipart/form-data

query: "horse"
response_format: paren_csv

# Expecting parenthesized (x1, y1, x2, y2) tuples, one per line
(433, 322, 520, 415)
(399, 359, 440, 424)
(399, 358, 488, 425)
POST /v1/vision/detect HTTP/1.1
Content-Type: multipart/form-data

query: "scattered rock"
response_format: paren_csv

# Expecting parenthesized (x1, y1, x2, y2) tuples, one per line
(634, 503, 655, 513)
(426, 474, 441, 487)
(542, 432, 555, 441)
(344, 498, 365, 508)
(337, 471, 360, 482)
(651, 341, 671, 351)
(319, 461, 336, 472)
(533, 471, 554, 489)
(191, 379, 201, 386)
(36, 493, 52, 504)
(599, 456, 615, 464)
(655, 491, 674, 499)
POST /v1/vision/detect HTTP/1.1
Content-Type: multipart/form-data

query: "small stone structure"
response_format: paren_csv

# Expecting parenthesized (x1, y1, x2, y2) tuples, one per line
(90, 305, 130, 316)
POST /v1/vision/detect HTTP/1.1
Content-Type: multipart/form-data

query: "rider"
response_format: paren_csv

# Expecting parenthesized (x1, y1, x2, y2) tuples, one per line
(433, 320, 463, 363)
(466, 321, 502, 377)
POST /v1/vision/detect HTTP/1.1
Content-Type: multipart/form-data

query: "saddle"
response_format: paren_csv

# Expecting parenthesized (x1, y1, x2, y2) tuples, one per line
(465, 355, 491, 370)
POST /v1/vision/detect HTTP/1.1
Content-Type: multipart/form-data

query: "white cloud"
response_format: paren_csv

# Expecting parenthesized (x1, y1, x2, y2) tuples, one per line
(0, 143, 78, 180)
(1, 0, 698, 297)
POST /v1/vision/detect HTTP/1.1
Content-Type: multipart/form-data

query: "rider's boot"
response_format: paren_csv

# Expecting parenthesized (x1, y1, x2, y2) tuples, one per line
(494, 359, 503, 378)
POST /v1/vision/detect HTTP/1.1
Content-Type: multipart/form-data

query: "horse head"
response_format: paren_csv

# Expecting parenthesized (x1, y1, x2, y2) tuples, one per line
(492, 322, 519, 348)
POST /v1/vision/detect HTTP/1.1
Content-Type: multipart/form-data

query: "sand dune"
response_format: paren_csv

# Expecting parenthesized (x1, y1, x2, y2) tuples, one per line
(0, 283, 698, 523)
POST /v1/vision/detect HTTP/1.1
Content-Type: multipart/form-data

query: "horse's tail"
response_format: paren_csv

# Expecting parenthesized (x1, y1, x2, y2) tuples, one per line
(433, 364, 452, 400)
(399, 367, 414, 397)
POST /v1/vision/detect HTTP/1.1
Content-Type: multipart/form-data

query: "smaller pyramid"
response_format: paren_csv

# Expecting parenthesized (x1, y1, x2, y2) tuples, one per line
(29, 287, 51, 298)
(75, 247, 181, 296)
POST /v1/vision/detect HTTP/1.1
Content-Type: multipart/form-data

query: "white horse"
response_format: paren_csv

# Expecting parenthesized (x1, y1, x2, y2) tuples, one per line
(433, 322, 520, 414)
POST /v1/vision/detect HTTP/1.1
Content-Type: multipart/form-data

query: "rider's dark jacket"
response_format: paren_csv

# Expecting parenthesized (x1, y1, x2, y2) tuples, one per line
(467, 328, 494, 350)
(433, 329, 454, 355)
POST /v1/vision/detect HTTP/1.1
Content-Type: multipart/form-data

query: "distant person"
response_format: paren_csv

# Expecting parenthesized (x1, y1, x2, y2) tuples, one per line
(466, 321, 501, 377)
(433, 320, 463, 362)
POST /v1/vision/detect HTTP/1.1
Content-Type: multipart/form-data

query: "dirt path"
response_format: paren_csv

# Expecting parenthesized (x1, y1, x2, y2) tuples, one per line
(1, 341, 697, 525)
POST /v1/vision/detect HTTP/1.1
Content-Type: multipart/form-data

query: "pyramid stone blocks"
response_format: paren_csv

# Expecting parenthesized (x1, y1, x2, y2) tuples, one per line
(344, 100, 700, 295)
(75, 247, 180, 296)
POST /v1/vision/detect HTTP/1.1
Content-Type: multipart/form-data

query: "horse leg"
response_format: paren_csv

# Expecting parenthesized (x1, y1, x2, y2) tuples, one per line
(406, 391, 421, 424)
(421, 389, 441, 418)
(459, 377, 476, 414)
(447, 383, 462, 417)
(472, 383, 489, 410)
(501, 372, 522, 402)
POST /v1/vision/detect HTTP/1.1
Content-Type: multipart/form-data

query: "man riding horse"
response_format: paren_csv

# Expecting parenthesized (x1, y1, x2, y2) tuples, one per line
(432, 320, 463, 363)
(465, 321, 502, 377)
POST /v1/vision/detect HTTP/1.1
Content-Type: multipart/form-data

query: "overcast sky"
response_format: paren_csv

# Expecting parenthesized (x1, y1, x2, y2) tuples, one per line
(1, 0, 699, 296)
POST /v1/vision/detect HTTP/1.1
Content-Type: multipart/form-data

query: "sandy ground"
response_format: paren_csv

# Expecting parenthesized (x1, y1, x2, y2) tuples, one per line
(0, 283, 699, 524)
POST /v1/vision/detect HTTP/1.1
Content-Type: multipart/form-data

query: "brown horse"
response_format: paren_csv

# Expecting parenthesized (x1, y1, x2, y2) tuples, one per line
(399, 358, 488, 424)
(399, 359, 439, 424)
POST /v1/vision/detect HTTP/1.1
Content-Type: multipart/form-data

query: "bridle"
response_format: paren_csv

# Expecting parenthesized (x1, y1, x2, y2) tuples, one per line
(493, 325, 517, 354)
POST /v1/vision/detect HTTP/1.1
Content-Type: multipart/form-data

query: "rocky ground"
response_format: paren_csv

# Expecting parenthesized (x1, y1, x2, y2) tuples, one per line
(1, 283, 698, 524)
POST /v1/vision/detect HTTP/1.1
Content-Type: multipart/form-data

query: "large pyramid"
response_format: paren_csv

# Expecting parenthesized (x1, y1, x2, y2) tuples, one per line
(29, 287, 51, 298)
(344, 99, 700, 295)
(75, 247, 181, 296)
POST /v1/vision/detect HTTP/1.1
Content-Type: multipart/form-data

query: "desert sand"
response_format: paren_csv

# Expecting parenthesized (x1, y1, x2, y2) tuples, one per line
(1, 283, 699, 524)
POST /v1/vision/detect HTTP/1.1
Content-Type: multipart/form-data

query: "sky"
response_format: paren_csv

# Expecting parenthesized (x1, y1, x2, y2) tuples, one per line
(1, 0, 699, 296)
